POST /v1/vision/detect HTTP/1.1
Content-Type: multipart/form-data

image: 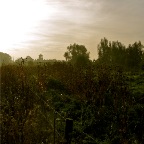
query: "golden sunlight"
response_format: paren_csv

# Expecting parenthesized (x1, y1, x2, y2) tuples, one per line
(0, 0, 56, 52)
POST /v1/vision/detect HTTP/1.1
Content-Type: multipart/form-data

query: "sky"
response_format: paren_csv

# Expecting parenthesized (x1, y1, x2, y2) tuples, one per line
(0, 0, 144, 60)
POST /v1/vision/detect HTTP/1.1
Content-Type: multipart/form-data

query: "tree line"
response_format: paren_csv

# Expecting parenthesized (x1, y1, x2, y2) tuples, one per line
(1, 38, 144, 70)
(63, 38, 144, 71)
(97, 38, 144, 70)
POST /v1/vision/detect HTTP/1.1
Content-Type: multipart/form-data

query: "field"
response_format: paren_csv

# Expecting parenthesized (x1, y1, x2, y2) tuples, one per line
(1, 61, 144, 144)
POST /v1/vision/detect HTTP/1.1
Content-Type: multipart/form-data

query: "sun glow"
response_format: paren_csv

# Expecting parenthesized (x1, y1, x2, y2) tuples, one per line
(0, 0, 56, 53)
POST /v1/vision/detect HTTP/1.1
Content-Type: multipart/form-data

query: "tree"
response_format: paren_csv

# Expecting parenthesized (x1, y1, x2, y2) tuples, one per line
(126, 41, 143, 70)
(110, 41, 126, 66)
(98, 38, 112, 63)
(64, 43, 90, 66)
(141, 52, 144, 70)
(0, 52, 12, 66)
(15, 56, 34, 66)
(15, 57, 24, 65)
(25, 56, 34, 66)
(97, 38, 144, 70)
(64, 52, 70, 61)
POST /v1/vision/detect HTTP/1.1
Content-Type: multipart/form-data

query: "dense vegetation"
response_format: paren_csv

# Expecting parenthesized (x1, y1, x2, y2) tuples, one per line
(0, 52, 12, 66)
(1, 38, 144, 143)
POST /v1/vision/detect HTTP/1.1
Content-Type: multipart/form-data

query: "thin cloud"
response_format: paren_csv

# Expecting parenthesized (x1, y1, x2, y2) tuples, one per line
(9, 0, 144, 60)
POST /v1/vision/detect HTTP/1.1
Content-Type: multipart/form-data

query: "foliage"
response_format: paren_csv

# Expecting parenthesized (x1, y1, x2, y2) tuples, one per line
(0, 52, 12, 65)
(64, 43, 90, 67)
(126, 42, 143, 69)
(98, 38, 144, 71)
(1, 40, 144, 143)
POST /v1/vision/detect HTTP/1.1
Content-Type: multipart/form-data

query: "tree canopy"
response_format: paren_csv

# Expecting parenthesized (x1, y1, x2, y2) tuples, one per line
(98, 38, 144, 70)
(0, 52, 12, 66)
(64, 43, 90, 66)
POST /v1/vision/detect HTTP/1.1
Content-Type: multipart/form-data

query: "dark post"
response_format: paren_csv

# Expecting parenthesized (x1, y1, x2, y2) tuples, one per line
(65, 118, 73, 144)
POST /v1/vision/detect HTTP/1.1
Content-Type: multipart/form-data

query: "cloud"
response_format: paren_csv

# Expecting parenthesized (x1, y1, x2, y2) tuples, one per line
(11, 0, 144, 60)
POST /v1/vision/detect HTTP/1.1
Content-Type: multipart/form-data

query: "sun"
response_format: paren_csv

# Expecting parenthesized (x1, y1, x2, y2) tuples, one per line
(0, 0, 56, 53)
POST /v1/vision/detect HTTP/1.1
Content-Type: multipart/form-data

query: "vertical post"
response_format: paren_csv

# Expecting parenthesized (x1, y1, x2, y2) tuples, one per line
(65, 118, 73, 144)
(54, 111, 56, 144)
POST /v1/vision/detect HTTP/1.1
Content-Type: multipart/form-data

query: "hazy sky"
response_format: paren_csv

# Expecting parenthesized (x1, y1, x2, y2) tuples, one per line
(0, 0, 144, 60)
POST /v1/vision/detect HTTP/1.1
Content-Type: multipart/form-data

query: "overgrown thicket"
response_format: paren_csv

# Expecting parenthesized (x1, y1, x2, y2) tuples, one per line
(98, 38, 144, 70)
(1, 38, 144, 144)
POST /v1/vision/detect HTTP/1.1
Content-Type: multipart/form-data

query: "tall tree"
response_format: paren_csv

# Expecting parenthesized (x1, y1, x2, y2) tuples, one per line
(98, 38, 111, 63)
(110, 41, 126, 66)
(126, 41, 143, 69)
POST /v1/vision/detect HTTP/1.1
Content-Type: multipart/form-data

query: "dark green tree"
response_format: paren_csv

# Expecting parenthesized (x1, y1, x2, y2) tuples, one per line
(64, 43, 90, 66)
(141, 52, 144, 70)
(98, 38, 112, 63)
(110, 41, 126, 66)
(97, 38, 144, 70)
(126, 41, 143, 70)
